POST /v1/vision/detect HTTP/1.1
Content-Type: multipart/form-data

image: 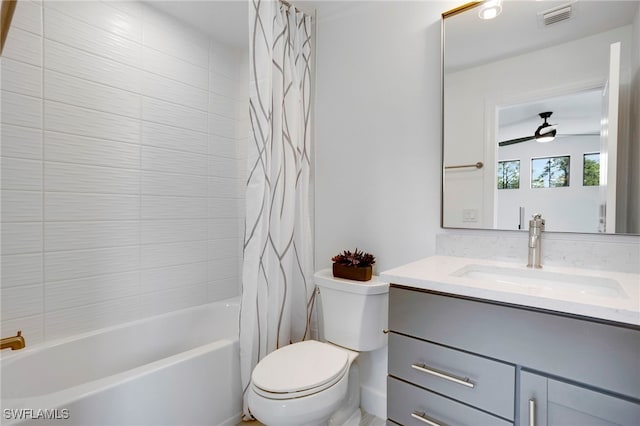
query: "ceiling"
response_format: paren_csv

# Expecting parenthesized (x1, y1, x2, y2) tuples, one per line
(445, 1, 640, 73)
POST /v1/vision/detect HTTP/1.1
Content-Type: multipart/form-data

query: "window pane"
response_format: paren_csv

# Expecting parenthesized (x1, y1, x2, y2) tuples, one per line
(583, 153, 600, 186)
(531, 156, 570, 188)
(497, 160, 520, 189)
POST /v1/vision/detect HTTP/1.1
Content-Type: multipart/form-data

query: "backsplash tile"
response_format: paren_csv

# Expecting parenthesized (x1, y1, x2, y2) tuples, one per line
(0, 0, 248, 344)
(436, 231, 640, 274)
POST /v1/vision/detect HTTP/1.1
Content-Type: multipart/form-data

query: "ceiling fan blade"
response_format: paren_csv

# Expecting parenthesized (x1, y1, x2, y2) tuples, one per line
(498, 135, 535, 146)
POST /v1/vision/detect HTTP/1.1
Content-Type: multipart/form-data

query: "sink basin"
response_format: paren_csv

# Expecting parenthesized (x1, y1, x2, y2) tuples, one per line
(451, 264, 626, 298)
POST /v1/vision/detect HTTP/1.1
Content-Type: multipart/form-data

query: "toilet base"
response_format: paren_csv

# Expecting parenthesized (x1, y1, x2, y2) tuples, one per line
(328, 361, 361, 425)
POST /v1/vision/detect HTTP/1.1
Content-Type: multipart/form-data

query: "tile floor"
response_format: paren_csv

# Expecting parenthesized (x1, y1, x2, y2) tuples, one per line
(237, 410, 386, 425)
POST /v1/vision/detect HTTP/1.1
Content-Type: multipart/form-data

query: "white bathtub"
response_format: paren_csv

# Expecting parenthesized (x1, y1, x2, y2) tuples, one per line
(1, 298, 241, 426)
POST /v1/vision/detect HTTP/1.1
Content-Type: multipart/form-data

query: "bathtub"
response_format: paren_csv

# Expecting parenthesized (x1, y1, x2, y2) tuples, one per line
(1, 298, 241, 426)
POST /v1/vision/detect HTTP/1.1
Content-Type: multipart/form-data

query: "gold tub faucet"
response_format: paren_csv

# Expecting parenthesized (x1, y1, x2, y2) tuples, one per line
(1, 330, 26, 350)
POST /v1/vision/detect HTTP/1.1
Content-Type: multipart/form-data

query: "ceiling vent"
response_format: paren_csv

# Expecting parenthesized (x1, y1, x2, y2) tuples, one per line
(538, 1, 577, 26)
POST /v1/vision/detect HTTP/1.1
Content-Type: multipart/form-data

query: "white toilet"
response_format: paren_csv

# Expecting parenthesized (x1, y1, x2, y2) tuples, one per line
(248, 269, 389, 426)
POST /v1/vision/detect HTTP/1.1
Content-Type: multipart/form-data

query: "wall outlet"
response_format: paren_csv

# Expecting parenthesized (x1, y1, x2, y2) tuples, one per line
(462, 209, 478, 223)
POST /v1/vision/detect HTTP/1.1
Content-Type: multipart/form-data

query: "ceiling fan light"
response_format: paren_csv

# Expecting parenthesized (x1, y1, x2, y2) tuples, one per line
(478, 0, 503, 20)
(535, 124, 556, 143)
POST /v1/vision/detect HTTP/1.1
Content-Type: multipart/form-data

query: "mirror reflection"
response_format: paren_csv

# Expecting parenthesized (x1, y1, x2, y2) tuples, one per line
(442, 1, 639, 234)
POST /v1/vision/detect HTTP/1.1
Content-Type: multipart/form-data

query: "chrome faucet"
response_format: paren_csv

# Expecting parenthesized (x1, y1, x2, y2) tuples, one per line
(1, 330, 26, 351)
(527, 214, 545, 269)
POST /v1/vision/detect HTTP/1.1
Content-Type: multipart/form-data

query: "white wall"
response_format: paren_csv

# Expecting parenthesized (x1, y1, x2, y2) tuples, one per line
(0, 0, 248, 345)
(314, 0, 452, 418)
(444, 26, 633, 229)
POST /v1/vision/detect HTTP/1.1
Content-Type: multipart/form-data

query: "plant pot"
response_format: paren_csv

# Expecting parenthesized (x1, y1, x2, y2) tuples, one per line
(332, 263, 372, 281)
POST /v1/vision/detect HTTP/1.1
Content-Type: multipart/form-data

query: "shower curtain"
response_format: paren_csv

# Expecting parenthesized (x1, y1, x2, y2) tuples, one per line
(240, 0, 313, 419)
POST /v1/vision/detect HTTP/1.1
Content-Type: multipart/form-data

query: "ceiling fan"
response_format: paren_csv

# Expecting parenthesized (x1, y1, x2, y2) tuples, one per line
(497, 111, 597, 147)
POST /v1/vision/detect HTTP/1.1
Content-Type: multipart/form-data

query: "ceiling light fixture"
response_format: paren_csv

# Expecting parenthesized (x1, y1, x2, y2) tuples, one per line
(534, 112, 557, 143)
(478, 0, 503, 20)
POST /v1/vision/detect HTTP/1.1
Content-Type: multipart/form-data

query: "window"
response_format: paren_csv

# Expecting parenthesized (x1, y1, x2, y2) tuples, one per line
(497, 160, 520, 189)
(583, 153, 600, 186)
(531, 156, 569, 188)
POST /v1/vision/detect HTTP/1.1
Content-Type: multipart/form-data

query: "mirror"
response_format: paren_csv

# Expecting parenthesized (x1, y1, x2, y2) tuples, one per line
(442, 1, 639, 234)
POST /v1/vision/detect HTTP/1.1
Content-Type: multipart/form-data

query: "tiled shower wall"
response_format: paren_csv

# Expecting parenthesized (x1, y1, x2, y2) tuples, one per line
(1, 0, 248, 345)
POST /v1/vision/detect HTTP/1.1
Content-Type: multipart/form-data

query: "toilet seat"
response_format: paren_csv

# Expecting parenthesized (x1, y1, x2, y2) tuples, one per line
(251, 340, 349, 400)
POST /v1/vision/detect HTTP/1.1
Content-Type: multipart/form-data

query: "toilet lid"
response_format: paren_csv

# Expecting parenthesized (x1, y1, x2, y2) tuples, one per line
(251, 340, 349, 398)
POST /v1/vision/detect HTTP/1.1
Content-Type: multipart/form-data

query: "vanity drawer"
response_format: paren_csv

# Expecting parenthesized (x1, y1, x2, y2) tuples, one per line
(389, 333, 515, 420)
(387, 377, 512, 426)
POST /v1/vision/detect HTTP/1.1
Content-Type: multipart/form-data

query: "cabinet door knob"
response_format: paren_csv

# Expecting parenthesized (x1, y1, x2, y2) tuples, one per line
(411, 411, 443, 426)
(411, 362, 475, 388)
(529, 398, 536, 426)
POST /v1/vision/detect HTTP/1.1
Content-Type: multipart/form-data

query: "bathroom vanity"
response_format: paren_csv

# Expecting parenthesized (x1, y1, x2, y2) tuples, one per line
(381, 256, 640, 426)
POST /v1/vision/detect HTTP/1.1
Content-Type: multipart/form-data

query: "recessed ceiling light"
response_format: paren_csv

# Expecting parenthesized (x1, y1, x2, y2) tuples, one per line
(478, 0, 503, 20)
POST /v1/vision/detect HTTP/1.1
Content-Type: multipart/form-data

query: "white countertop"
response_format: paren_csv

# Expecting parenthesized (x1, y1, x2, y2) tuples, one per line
(380, 256, 640, 326)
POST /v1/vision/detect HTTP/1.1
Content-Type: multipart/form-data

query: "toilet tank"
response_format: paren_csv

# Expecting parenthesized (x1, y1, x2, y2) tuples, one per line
(314, 269, 389, 352)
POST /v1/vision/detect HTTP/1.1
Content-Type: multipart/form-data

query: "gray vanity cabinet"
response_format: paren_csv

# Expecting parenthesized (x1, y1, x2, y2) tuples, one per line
(387, 286, 640, 426)
(520, 371, 640, 426)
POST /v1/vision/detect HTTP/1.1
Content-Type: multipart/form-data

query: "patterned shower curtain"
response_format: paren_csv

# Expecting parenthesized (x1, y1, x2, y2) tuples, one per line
(240, 0, 313, 419)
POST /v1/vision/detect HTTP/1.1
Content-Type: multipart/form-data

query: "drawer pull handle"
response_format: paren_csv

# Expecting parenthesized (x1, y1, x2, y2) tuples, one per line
(529, 399, 536, 426)
(411, 411, 444, 426)
(411, 362, 475, 388)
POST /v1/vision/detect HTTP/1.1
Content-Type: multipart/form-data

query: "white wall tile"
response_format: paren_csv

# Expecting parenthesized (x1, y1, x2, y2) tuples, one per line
(140, 219, 207, 245)
(210, 72, 242, 99)
(44, 162, 139, 195)
(1, 191, 42, 222)
(208, 257, 240, 280)
(44, 132, 140, 169)
(1, 284, 43, 321)
(45, 101, 140, 144)
(209, 113, 237, 138)
(44, 8, 141, 67)
(141, 71, 208, 111)
(45, 193, 139, 221)
(141, 261, 208, 293)
(1, 58, 41, 98)
(209, 197, 243, 218)
(45, 221, 139, 252)
(139, 283, 207, 317)
(142, 47, 208, 90)
(0, 0, 248, 342)
(209, 93, 240, 119)
(1, 223, 42, 255)
(45, 270, 139, 311)
(142, 5, 209, 68)
(208, 177, 244, 198)
(142, 171, 207, 197)
(142, 96, 208, 133)
(1, 125, 42, 160)
(142, 145, 207, 176)
(208, 238, 240, 260)
(2, 27, 42, 66)
(44, 39, 141, 93)
(209, 218, 242, 240)
(45, 246, 140, 282)
(44, 1, 142, 42)
(1, 91, 42, 129)
(141, 196, 207, 220)
(142, 121, 208, 155)
(209, 135, 243, 159)
(45, 296, 140, 340)
(11, 0, 42, 35)
(209, 155, 243, 179)
(1, 254, 42, 288)
(45, 70, 140, 119)
(0, 314, 44, 347)
(1, 158, 42, 191)
(141, 240, 208, 269)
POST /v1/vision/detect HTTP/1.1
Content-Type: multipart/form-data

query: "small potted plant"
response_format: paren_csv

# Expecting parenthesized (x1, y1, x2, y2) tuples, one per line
(331, 248, 376, 281)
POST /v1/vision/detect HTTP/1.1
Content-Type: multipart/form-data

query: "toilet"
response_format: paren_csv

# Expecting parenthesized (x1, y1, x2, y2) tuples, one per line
(248, 269, 389, 426)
